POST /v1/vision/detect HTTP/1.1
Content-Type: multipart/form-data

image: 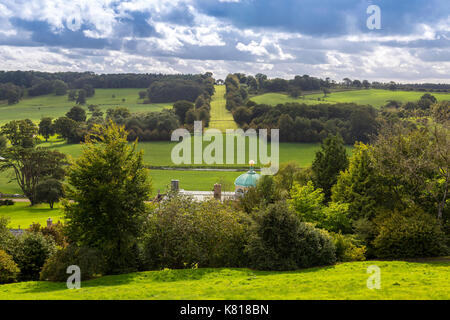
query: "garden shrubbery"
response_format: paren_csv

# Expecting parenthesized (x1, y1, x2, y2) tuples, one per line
(373, 207, 448, 258)
(40, 245, 104, 281)
(12, 232, 56, 281)
(144, 197, 250, 269)
(246, 201, 336, 271)
(0, 249, 19, 283)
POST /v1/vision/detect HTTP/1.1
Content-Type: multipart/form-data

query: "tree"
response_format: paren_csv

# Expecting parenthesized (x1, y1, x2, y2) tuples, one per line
(0, 147, 66, 205)
(332, 142, 383, 220)
(1, 120, 38, 148)
(54, 117, 77, 140)
(138, 91, 147, 99)
(232, 106, 252, 126)
(362, 80, 370, 89)
(64, 122, 152, 274)
(68, 90, 77, 101)
(322, 88, 331, 97)
(371, 124, 450, 221)
(35, 178, 64, 209)
(83, 84, 95, 97)
(76, 89, 86, 105)
(38, 117, 55, 142)
(53, 80, 68, 96)
(312, 135, 349, 201)
(173, 100, 193, 124)
(66, 106, 86, 122)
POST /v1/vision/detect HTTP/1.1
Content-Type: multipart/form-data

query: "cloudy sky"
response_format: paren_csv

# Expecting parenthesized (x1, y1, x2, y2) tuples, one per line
(0, 0, 449, 82)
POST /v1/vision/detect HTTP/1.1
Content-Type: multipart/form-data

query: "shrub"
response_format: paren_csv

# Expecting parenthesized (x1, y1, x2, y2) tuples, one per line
(144, 196, 249, 269)
(0, 249, 20, 283)
(331, 233, 366, 262)
(245, 201, 336, 271)
(40, 245, 104, 282)
(27, 222, 67, 247)
(0, 199, 14, 206)
(373, 207, 449, 258)
(14, 232, 56, 281)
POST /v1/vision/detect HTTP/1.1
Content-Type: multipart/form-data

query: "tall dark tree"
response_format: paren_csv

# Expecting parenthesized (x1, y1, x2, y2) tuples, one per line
(312, 134, 349, 201)
(76, 89, 87, 105)
(173, 100, 193, 124)
(38, 117, 55, 142)
(66, 106, 87, 122)
(53, 80, 68, 96)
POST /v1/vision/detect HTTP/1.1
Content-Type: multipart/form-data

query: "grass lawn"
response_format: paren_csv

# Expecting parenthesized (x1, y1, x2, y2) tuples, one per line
(0, 88, 172, 125)
(0, 202, 64, 229)
(251, 89, 450, 108)
(38, 138, 353, 168)
(0, 260, 448, 299)
(209, 85, 238, 131)
(250, 92, 324, 106)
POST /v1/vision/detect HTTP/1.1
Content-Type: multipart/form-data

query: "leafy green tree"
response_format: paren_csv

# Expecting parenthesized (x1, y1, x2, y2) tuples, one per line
(233, 106, 252, 126)
(68, 90, 77, 101)
(289, 181, 325, 223)
(331, 142, 383, 220)
(1, 120, 38, 148)
(76, 89, 86, 105)
(38, 117, 55, 141)
(35, 178, 64, 209)
(0, 147, 66, 205)
(53, 80, 68, 96)
(106, 107, 131, 125)
(312, 135, 349, 201)
(173, 100, 193, 124)
(64, 122, 152, 274)
(66, 106, 86, 122)
(53, 117, 81, 143)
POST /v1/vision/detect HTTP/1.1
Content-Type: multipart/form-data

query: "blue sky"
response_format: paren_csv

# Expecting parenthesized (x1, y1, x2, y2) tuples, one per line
(0, 0, 449, 82)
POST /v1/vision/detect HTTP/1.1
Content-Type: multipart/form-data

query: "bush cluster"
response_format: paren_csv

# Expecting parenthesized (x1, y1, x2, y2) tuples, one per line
(40, 245, 104, 282)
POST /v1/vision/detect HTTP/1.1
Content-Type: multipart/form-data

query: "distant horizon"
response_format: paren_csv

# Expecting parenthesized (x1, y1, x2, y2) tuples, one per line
(1, 69, 450, 86)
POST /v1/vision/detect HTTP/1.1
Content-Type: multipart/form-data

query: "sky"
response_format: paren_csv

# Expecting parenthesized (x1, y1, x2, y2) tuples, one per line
(0, 0, 449, 82)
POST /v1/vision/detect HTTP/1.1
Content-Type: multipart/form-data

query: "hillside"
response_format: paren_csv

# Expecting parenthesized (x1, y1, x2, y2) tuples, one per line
(251, 89, 450, 108)
(0, 260, 448, 300)
(0, 88, 171, 125)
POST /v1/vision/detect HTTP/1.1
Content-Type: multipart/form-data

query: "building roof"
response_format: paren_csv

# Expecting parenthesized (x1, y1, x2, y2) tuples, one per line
(234, 166, 260, 188)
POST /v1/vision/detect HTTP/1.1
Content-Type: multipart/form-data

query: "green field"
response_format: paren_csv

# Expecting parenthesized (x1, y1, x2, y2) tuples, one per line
(0, 202, 64, 229)
(0, 260, 448, 299)
(0, 88, 172, 125)
(37, 138, 351, 168)
(209, 85, 238, 131)
(251, 89, 450, 108)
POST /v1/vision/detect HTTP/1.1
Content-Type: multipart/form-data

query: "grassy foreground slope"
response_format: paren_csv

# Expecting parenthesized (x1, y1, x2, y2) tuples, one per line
(0, 260, 448, 299)
(0, 88, 171, 125)
(252, 89, 450, 108)
(209, 85, 238, 132)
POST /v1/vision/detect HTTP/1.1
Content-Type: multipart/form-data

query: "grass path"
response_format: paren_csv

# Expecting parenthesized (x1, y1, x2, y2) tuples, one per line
(209, 85, 238, 132)
(0, 260, 448, 299)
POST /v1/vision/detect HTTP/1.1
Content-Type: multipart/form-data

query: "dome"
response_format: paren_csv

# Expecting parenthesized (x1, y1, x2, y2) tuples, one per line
(234, 164, 261, 188)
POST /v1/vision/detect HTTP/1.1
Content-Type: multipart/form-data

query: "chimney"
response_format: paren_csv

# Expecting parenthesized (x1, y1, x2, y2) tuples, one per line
(171, 180, 179, 192)
(47, 218, 53, 228)
(214, 184, 222, 201)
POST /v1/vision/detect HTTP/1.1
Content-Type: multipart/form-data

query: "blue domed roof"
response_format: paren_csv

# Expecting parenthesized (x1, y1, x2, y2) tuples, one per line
(234, 166, 260, 188)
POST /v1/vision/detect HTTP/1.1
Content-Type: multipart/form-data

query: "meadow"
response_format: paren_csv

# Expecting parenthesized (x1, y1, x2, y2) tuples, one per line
(209, 85, 238, 131)
(37, 138, 353, 168)
(0, 88, 172, 125)
(0, 202, 64, 229)
(251, 89, 450, 108)
(0, 260, 448, 299)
